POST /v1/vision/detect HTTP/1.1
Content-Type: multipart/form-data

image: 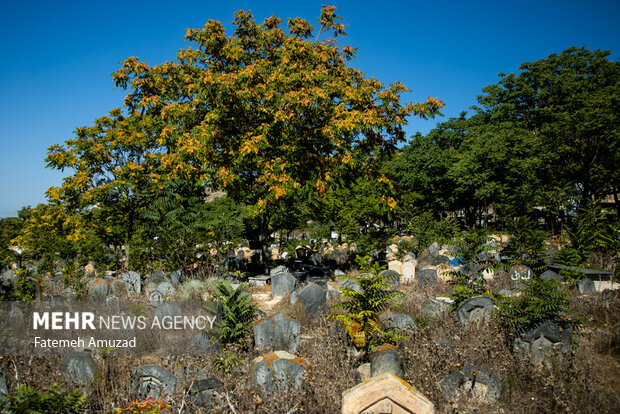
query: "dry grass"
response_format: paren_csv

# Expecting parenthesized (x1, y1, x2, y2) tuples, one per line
(2, 280, 620, 413)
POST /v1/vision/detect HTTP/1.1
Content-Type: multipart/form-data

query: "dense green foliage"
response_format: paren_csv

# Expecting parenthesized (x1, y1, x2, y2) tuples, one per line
(0, 383, 86, 414)
(209, 281, 257, 347)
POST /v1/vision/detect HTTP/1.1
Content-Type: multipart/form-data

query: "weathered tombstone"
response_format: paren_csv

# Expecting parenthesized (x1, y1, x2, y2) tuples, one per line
(253, 313, 301, 354)
(388, 260, 403, 274)
(187, 377, 224, 410)
(354, 363, 371, 383)
(457, 296, 493, 325)
(250, 350, 311, 393)
(540, 269, 562, 283)
(87, 278, 109, 302)
(155, 302, 182, 321)
(421, 298, 451, 319)
(370, 344, 403, 378)
(578, 277, 595, 294)
(417, 268, 438, 287)
(439, 365, 501, 403)
(121, 271, 141, 296)
(509, 265, 532, 288)
(191, 330, 221, 356)
(379, 269, 400, 286)
(513, 319, 571, 365)
(59, 351, 98, 385)
(109, 278, 127, 298)
(338, 277, 362, 294)
(0, 367, 7, 395)
(169, 269, 185, 285)
(380, 311, 416, 333)
(272, 271, 296, 298)
(294, 282, 327, 315)
(148, 289, 163, 305)
(147, 270, 166, 285)
(156, 281, 175, 298)
(402, 261, 416, 283)
(342, 373, 435, 414)
(130, 365, 177, 400)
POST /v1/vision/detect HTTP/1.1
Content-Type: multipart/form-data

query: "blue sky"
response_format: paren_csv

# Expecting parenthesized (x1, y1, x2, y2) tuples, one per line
(0, 0, 618, 218)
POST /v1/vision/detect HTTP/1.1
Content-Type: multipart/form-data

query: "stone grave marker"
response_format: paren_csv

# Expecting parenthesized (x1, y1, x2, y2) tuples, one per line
(59, 351, 98, 385)
(457, 296, 493, 325)
(253, 312, 301, 354)
(342, 373, 435, 414)
(130, 365, 177, 400)
(87, 278, 109, 302)
(439, 365, 501, 403)
(370, 344, 403, 378)
(250, 350, 311, 393)
(272, 270, 296, 298)
(121, 271, 141, 297)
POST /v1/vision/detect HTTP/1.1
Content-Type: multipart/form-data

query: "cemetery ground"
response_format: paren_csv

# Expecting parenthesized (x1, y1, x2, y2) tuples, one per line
(1, 253, 620, 413)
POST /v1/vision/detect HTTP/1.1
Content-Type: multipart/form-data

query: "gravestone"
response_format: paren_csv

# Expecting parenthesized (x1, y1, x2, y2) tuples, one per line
(402, 261, 416, 283)
(170, 269, 185, 285)
(578, 277, 595, 294)
(130, 365, 177, 400)
(59, 351, 98, 385)
(457, 296, 493, 325)
(509, 265, 532, 288)
(540, 269, 562, 283)
(157, 281, 175, 298)
(370, 344, 403, 378)
(342, 373, 435, 414)
(421, 298, 451, 319)
(109, 278, 127, 298)
(272, 270, 296, 298)
(154, 302, 182, 320)
(380, 311, 416, 333)
(439, 365, 501, 403)
(379, 269, 400, 286)
(513, 319, 572, 365)
(388, 260, 403, 274)
(187, 377, 224, 410)
(250, 350, 311, 393)
(191, 330, 221, 356)
(0, 367, 7, 395)
(294, 282, 327, 315)
(148, 289, 163, 305)
(87, 278, 109, 302)
(147, 270, 166, 285)
(417, 269, 438, 287)
(121, 271, 141, 297)
(253, 313, 301, 354)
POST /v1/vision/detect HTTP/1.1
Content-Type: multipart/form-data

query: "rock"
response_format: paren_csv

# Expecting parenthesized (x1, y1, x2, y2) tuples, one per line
(294, 282, 327, 315)
(440, 365, 501, 403)
(540, 269, 562, 283)
(457, 296, 493, 325)
(253, 313, 301, 354)
(250, 350, 311, 393)
(187, 378, 224, 410)
(417, 269, 438, 287)
(370, 344, 402, 378)
(272, 271, 296, 298)
(421, 298, 451, 319)
(431, 254, 451, 266)
(342, 373, 435, 414)
(578, 277, 595, 294)
(121, 271, 141, 296)
(130, 365, 177, 400)
(59, 351, 98, 385)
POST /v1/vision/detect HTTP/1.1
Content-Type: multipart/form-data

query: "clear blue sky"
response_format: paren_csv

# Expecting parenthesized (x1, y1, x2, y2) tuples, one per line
(1, 0, 618, 218)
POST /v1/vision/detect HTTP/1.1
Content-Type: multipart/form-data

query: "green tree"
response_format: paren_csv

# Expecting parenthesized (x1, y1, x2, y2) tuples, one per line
(44, 5, 442, 268)
(476, 47, 619, 213)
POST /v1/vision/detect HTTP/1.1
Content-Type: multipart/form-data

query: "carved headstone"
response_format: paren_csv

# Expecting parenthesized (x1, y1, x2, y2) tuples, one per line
(342, 373, 435, 414)
(59, 351, 98, 385)
(130, 365, 177, 400)
(253, 313, 301, 354)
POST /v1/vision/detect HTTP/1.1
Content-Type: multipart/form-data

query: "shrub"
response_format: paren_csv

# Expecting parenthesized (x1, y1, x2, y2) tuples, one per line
(208, 281, 257, 348)
(0, 383, 86, 414)
(330, 271, 404, 356)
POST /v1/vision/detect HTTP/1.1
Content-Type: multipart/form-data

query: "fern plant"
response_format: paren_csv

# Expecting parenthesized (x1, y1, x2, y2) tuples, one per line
(330, 271, 404, 355)
(0, 383, 86, 414)
(496, 277, 577, 332)
(208, 281, 257, 348)
(212, 348, 245, 372)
